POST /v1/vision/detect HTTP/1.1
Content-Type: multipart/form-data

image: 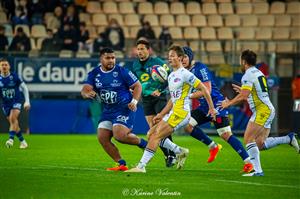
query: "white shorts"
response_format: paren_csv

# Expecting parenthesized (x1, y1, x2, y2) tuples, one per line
(250, 107, 275, 129)
(163, 110, 190, 131)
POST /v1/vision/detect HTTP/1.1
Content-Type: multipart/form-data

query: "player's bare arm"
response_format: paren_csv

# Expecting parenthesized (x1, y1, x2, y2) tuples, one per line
(81, 84, 96, 99)
(19, 82, 30, 111)
(189, 81, 212, 99)
(220, 89, 250, 109)
(232, 84, 241, 93)
(128, 81, 142, 112)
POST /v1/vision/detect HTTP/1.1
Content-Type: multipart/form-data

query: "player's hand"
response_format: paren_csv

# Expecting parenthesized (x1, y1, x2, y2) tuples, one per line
(232, 84, 241, 93)
(218, 98, 230, 110)
(153, 113, 163, 125)
(151, 90, 161, 97)
(23, 102, 30, 111)
(128, 102, 137, 112)
(84, 90, 96, 99)
(207, 108, 218, 121)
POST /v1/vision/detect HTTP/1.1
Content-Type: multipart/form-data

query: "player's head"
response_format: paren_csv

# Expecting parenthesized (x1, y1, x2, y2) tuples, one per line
(0, 58, 10, 75)
(99, 48, 115, 71)
(240, 49, 257, 73)
(136, 39, 150, 61)
(182, 46, 194, 68)
(168, 45, 184, 69)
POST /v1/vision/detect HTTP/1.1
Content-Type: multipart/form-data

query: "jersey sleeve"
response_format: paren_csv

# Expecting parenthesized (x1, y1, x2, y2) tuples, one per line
(120, 67, 139, 87)
(196, 64, 212, 83)
(241, 71, 253, 91)
(185, 70, 201, 89)
(85, 70, 95, 87)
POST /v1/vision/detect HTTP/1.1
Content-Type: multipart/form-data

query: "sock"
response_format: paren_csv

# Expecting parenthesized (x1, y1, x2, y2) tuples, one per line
(160, 138, 181, 154)
(16, 131, 24, 142)
(190, 127, 215, 148)
(166, 135, 176, 157)
(246, 142, 263, 173)
(227, 135, 249, 161)
(263, 136, 290, 150)
(118, 159, 126, 166)
(138, 138, 148, 149)
(137, 148, 155, 169)
(9, 131, 16, 140)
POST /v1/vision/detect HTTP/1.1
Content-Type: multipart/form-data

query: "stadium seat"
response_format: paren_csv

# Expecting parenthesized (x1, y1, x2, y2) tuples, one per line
(170, 2, 185, 15)
(79, 13, 92, 25)
(201, 27, 217, 40)
(237, 28, 255, 40)
(276, 42, 296, 53)
(235, 0, 251, 2)
(86, 26, 97, 38)
(160, 15, 175, 27)
(28, 50, 39, 57)
(225, 15, 241, 27)
(237, 41, 260, 52)
(129, 26, 140, 39)
(154, 2, 169, 15)
(290, 28, 300, 40)
(176, 15, 191, 27)
(206, 41, 223, 52)
(108, 14, 124, 26)
(208, 54, 225, 65)
(122, 26, 130, 38)
(216, 0, 231, 2)
(97, 26, 106, 34)
(189, 41, 200, 52)
(143, 15, 159, 27)
(255, 28, 272, 40)
(124, 14, 140, 26)
(15, 25, 30, 36)
(270, 2, 285, 14)
(208, 15, 223, 27)
(152, 27, 161, 38)
(31, 25, 47, 38)
(0, 12, 8, 24)
(59, 50, 73, 58)
(137, 2, 153, 14)
(30, 38, 37, 50)
(275, 15, 292, 27)
(76, 50, 91, 58)
(3, 24, 13, 37)
(236, 3, 253, 15)
(186, 2, 201, 15)
(267, 41, 276, 52)
(217, 27, 233, 40)
(287, 2, 300, 14)
(253, 2, 269, 14)
(191, 15, 207, 27)
(202, 3, 217, 15)
(103, 2, 118, 14)
(218, 3, 234, 15)
(86, 1, 101, 13)
(242, 15, 258, 27)
(169, 27, 183, 39)
(36, 38, 44, 50)
(258, 15, 275, 26)
(273, 28, 290, 40)
(119, 2, 134, 14)
(292, 15, 300, 27)
(92, 14, 108, 26)
(183, 27, 199, 39)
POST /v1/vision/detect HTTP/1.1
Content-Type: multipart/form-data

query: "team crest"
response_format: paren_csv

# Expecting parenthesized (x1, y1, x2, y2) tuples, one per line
(113, 72, 118, 77)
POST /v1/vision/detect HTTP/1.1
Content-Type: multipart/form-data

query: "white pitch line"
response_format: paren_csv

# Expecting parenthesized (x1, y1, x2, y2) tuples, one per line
(215, 179, 300, 189)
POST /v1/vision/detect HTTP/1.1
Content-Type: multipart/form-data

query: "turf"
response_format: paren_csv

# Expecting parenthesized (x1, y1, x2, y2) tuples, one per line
(0, 134, 299, 199)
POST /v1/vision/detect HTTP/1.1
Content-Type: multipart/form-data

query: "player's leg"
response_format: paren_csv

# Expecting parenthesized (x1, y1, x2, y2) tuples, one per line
(184, 109, 220, 163)
(243, 121, 265, 176)
(3, 106, 14, 148)
(214, 116, 252, 171)
(154, 98, 176, 167)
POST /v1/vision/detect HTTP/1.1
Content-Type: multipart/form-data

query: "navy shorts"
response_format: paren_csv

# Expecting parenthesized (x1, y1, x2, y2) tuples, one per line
(2, 103, 22, 117)
(98, 108, 135, 130)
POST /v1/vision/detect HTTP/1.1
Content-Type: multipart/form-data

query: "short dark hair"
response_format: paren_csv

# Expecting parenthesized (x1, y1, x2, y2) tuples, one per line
(168, 45, 185, 57)
(241, 49, 257, 66)
(100, 47, 114, 56)
(0, 58, 8, 62)
(136, 39, 150, 49)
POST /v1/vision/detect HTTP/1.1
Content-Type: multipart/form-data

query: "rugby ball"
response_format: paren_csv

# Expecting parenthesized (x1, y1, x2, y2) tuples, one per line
(151, 65, 168, 83)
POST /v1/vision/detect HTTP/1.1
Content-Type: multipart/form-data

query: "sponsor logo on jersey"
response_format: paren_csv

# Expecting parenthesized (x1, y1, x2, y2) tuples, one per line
(174, 78, 181, 83)
(110, 79, 122, 87)
(113, 72, 118, 77)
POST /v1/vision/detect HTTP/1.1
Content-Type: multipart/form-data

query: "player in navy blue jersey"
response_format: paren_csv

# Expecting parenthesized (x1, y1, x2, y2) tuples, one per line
(181, 47, 253, 174)
(0, 58, 30, 149)
(81, 48, 148, 171)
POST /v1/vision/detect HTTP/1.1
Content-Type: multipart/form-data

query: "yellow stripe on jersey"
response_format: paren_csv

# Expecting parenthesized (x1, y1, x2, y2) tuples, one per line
(241, 85, 252, 91)
(173, 82, 190, 116)
(193, 79, 201, 89)
(252, 86, 271, 126)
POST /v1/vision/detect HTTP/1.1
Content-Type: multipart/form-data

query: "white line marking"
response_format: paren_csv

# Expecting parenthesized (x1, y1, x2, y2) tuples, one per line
(215, 179, 300, 189)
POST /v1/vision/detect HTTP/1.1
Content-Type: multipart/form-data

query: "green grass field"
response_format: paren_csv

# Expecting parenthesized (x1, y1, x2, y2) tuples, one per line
(0, 134, 299, 199)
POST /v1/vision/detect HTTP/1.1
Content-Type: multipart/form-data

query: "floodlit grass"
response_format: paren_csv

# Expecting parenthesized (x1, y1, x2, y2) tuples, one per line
(0, 135, 299, 199)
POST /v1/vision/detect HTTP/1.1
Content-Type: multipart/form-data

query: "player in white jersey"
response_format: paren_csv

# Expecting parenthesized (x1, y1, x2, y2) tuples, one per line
(126, 45, 217, 173)
(220, 49, 299, 176)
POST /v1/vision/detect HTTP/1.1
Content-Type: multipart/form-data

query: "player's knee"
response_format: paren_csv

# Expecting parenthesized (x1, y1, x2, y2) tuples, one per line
(184, 124, 193, 134)
(255, 138, 265, 150)
(113, 133, 126, 143)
